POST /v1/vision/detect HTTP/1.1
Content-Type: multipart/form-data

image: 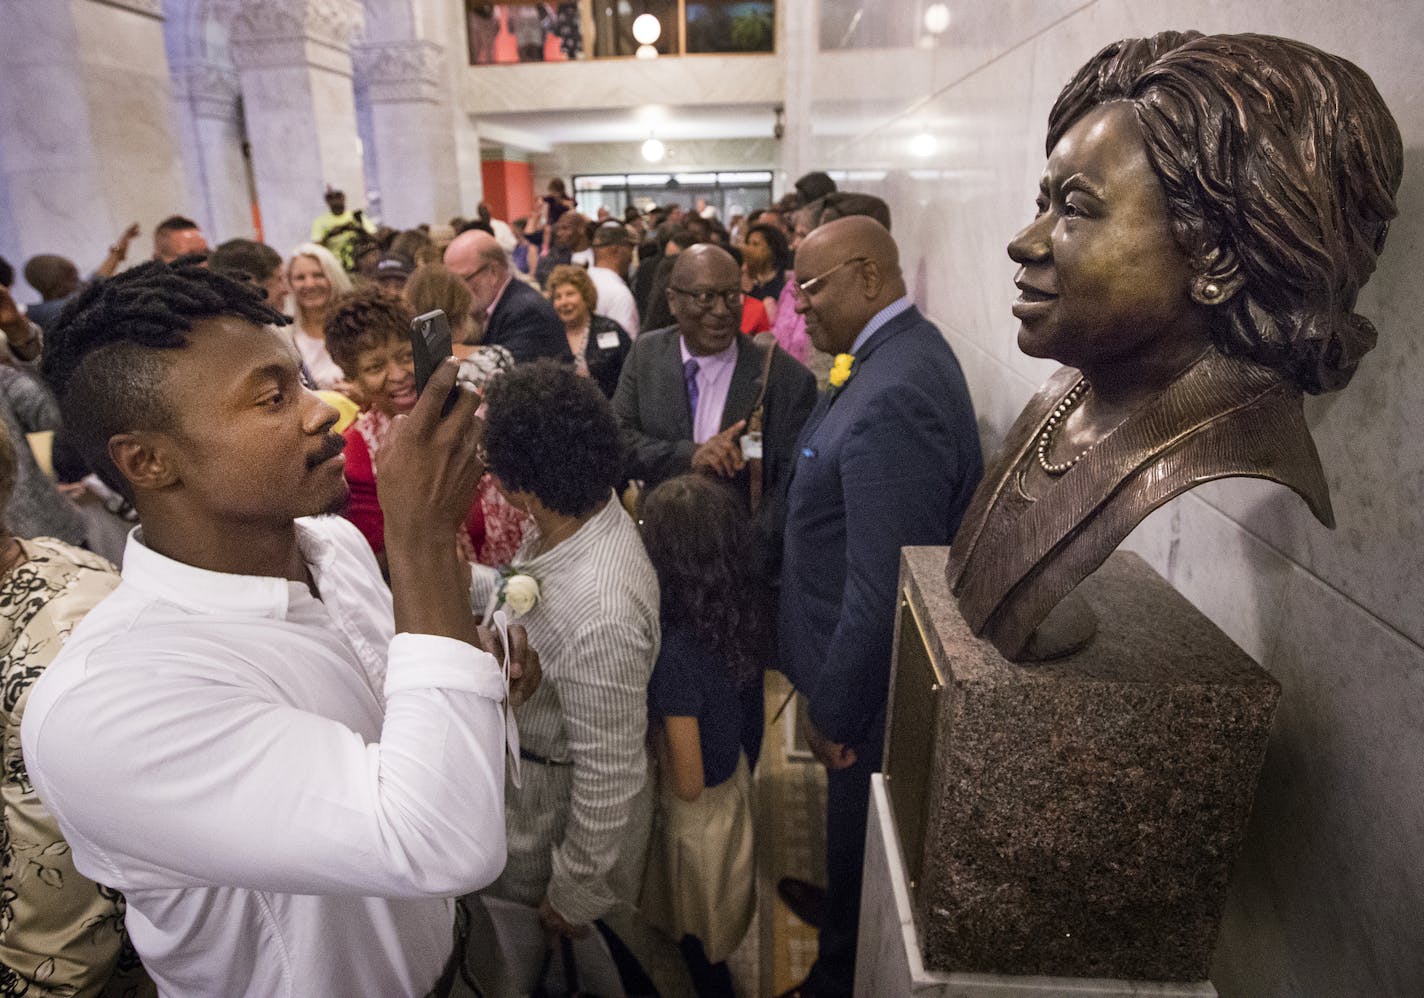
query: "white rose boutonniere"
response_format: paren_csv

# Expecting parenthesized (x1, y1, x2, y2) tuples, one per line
(499, 568, 541, 615)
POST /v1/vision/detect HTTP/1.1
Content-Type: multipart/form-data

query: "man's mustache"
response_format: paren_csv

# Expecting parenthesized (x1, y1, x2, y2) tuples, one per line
(307, 433, 347, 468)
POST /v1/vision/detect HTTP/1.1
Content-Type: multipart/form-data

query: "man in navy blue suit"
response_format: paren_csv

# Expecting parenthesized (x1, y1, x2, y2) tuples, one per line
(776, 216, 983, 998)
(444, 230, 571, 363)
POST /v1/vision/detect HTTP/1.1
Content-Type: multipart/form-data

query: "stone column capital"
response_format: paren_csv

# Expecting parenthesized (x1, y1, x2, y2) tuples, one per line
(172, 61, 242, 122)
(353, 39, 446, 104)
(230, 0, 364, 73)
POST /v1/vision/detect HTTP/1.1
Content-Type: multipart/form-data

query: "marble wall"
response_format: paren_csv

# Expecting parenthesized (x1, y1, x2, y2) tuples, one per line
(794, 2, 1423, 995)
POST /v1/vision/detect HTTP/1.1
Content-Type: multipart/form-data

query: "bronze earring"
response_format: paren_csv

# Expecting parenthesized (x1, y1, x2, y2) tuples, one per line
(1200, 281, 1222, 302)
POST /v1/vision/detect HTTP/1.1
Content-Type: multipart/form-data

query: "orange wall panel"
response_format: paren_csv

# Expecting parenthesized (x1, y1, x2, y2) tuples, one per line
(480, 160, 535, 223)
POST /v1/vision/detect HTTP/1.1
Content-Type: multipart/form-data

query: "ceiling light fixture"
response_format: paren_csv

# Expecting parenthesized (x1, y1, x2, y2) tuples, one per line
(923, 4, 951, 35)
(642, 137, 666, 162)
(632, 13, 662, 45)
(910, 132, 937, 158)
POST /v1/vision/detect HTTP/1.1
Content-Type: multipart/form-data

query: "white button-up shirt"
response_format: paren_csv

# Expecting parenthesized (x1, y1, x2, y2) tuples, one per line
(21, 516, 508, 998)
(589, 265, 640, 339)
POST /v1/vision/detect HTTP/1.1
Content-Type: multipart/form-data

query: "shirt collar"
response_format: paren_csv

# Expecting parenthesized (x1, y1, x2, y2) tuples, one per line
(517, 491, 621, 571)
(678, 335, 739, 369)
(850, 295, 914, 357)
(486, 275, 514, 319)
(120, 519, 337, 620)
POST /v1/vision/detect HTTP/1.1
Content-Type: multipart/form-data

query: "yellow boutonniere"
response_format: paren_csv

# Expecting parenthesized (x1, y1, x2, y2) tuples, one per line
(828, 353, 854, 388)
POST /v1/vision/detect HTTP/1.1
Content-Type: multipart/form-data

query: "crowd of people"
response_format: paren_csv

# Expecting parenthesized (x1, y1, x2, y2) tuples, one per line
(0, 166, 982, 998)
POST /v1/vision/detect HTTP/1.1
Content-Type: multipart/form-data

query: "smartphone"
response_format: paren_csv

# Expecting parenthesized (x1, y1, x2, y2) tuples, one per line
(411, 309, 453, 394)
(410, 309, 457, 414)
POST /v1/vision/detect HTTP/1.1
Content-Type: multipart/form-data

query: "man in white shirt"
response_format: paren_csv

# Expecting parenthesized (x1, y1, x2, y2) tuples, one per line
(589, 221, 641, 338)
(23, 259, 539, 998)
(479, 201, 519, 255)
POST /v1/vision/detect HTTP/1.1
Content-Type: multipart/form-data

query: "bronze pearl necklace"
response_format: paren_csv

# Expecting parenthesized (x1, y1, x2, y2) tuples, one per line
(1035, 380, 1093, 476)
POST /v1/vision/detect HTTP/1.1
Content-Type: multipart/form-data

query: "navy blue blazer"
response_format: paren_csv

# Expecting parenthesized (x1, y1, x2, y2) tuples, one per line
(778, 304, 982, 745)
(485, 278, 573, 363)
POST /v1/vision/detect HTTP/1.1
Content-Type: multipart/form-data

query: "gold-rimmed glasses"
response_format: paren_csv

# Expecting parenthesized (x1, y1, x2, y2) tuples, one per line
(792, 256, 869, 304)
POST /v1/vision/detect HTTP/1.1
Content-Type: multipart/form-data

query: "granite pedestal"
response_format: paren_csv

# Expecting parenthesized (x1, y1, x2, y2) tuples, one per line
(856, 775, 1217, 998)
(880, 548, 1278, 982)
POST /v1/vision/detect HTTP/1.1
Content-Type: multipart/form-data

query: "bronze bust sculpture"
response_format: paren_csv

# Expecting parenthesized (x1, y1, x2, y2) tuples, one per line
(946, 32, 1402, 661)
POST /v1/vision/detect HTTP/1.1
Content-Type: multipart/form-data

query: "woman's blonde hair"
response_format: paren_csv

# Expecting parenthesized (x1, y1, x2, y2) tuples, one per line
(285, 243, 353, 328)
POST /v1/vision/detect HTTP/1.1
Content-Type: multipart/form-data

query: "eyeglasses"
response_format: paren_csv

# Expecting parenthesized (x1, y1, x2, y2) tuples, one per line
(670, 286, 742, 312)
(456, 262, 494, 287)
(793, 257, 869, 303)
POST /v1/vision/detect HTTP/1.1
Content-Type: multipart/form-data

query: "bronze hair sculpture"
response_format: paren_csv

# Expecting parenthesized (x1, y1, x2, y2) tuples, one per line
(946, 32, 1402, 661)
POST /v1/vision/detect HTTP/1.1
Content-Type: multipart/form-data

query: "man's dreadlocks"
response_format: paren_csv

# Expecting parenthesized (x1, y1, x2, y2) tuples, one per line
(42, 260, 289, 499)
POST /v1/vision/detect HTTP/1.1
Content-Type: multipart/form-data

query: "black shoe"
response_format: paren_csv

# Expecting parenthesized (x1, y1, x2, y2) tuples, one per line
(776, 876, 827, 929)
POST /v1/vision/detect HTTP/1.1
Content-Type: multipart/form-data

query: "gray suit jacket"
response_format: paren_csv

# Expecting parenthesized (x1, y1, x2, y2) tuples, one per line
(612, 326, 816, 576)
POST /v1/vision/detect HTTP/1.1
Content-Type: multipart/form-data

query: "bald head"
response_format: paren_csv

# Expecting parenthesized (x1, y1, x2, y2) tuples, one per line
(670, 243, 739, 287)
(444, 229, 503, 271)
(800, 215, 900, 276)
(444, 230, 508, 311)
(793, 216, 907, 355)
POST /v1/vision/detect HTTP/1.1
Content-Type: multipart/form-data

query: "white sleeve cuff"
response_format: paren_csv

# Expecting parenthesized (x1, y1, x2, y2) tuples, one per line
(386, 633, 505, 701)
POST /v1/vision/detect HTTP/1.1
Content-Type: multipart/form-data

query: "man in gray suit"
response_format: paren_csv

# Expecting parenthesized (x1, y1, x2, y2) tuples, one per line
(612, 244, 815, 577)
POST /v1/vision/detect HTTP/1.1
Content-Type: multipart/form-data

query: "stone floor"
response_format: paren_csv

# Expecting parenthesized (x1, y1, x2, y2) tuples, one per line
(752, 672, 827, 996)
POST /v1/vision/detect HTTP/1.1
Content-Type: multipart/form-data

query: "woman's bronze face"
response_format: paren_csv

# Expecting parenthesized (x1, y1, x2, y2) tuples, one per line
(1007, 103, 1201, 373)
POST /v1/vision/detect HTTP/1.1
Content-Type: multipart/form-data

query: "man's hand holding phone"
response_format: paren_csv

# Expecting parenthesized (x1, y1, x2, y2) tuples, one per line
(378, 359, 487, 646)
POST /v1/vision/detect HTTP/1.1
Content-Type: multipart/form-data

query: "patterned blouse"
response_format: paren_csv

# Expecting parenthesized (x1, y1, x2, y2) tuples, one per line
(0, 537, 154, 997)
(341, 347, 529, 568)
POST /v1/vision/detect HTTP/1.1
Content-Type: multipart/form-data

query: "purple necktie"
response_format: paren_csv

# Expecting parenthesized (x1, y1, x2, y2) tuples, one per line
(684, 357, 700, 422)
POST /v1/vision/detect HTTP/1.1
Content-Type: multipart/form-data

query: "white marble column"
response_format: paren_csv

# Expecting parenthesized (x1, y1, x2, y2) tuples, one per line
(230, 0, 366, 255)
(775, 0, 819, 197)
(353, 39, 461, 230)
(0, 0, 187, 290)
(424, 0, 484, 212)
(170, 60, 255, 243)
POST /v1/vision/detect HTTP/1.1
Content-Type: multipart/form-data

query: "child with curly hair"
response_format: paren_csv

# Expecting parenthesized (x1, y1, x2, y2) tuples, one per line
(638, 473, 769, 997)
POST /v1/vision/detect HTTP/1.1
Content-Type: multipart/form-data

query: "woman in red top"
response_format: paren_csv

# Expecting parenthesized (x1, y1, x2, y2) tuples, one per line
(324, 290, 520, 567)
